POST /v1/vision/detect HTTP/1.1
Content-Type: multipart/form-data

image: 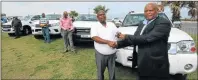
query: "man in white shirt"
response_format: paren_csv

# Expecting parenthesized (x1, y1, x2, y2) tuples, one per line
(91, 10, 118, 80)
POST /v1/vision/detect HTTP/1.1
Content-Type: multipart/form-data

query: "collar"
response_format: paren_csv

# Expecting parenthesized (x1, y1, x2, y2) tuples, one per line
(143, 15, 158, 25)
(63, 17, 68, 19)
(99, 21, 107, 27)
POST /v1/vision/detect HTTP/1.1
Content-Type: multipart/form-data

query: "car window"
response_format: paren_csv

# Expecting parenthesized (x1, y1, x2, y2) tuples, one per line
(76, 14, 97, 21)
(122, 13, 172, 27)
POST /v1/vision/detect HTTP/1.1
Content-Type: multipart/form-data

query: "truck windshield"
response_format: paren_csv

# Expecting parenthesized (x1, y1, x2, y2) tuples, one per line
(22, 16, 31, 21)
(122, 13, 171, 27)
(76, 14, 98, 21)
(46, 14, 61, 20)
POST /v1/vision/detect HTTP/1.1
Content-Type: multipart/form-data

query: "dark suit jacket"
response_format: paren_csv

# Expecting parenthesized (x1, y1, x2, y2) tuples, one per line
(11, 19, 22, 28)
(117, 16, 171, 77)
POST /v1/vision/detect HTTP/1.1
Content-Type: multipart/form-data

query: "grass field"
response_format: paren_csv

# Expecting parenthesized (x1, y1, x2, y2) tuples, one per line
(1, 33, 197, 79)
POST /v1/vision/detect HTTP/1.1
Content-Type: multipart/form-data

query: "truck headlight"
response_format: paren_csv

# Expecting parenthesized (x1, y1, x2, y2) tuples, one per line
(168, 40, 196, 55)
(177, 40, 196, 53)
(31, 24, 36, 27)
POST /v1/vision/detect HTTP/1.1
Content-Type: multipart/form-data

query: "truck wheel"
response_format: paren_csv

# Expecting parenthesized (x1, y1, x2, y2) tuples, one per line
(73, 41, 77, 46)
(34, 35, 41, 39)
(171, 74, 187, 80)
(8, 33, 15, 37)
(115, 61, 122, 67)
(72, 36, 77, 46)
(23, 27, 30, 35)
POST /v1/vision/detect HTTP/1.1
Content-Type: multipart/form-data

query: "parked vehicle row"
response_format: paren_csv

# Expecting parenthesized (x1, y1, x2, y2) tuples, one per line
(1, 15, 40, 36)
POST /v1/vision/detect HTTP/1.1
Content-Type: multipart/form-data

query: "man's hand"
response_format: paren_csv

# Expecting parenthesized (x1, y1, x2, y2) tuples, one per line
(117, 32, 126, 40)
(69, 28, 74, 32)
(40, 23, 47, 27)
(107, 41, 117, 48)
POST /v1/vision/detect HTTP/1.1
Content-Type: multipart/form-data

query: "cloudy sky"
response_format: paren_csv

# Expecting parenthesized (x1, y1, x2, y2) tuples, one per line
(1, 1, 190, 19)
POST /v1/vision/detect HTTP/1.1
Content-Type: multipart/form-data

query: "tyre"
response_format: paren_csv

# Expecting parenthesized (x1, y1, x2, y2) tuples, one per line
(8, 33, 15, 37)
(23, 27, 31, 35)
(170, 74, 187, 80)
(115, 61, 122, 67)
(72, 35, 77, 46)
(34, 35, 41, 39)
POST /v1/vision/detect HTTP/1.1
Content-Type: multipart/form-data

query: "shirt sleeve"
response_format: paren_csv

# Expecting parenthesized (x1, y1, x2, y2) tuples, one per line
(91, 25, 98, 38)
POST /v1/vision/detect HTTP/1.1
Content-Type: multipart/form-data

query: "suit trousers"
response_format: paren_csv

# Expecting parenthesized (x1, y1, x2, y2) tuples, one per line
(14, 26, 20, 37)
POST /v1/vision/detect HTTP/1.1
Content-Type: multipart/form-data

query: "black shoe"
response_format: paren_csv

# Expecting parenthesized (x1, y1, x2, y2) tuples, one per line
(63, 50, 69, 53)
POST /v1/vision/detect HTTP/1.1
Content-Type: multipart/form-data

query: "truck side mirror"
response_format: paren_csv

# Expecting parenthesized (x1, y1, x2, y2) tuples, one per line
(116, 23, 122, 28)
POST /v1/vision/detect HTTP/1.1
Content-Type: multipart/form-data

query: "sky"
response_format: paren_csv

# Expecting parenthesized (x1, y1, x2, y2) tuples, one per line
(1, 2, 191, 19)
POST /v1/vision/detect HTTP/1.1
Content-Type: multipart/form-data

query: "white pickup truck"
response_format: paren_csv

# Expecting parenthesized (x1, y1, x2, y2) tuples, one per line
(31, 14, 61, 39)
(72, 14, 98, 43)
(1, 15, 40, 36)
(116, 12, 197, 79)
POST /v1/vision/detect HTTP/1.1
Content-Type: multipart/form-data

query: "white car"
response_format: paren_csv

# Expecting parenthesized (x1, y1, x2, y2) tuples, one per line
(31, 14, 61, 39)
(1, 15, 40, 36)
(72, 14, 98, 43)
(116, 12, 197, 78)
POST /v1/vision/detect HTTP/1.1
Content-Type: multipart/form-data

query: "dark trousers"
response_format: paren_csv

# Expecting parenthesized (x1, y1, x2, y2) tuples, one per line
(42, 27, 50, 43)
(95, 50, 116, 80)
(14, 26, 20, 37)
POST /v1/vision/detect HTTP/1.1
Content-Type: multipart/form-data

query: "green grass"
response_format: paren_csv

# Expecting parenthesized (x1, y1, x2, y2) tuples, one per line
(1, 33, 109, 79)
(187, 34, 198, 80)
(1, 33, 197, 79)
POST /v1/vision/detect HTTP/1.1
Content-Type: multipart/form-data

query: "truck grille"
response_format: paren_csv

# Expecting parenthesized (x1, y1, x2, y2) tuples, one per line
(75, 27, 90, 33)
(35, 24, 40, 27)
(2, 25, 11, 28)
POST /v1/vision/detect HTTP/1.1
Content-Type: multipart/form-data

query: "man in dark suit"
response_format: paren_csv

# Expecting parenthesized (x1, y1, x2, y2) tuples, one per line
(11, 17, 22, 39)
(111, 3, 171, 80)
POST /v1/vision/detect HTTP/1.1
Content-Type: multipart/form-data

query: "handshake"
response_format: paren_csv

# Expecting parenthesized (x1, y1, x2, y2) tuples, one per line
(107, 32, 126, 48)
